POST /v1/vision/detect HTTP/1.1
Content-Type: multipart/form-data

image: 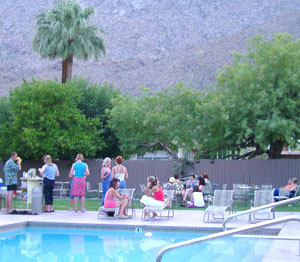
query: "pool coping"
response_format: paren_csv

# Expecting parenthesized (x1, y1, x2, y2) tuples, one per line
(0, 220, 281, 236)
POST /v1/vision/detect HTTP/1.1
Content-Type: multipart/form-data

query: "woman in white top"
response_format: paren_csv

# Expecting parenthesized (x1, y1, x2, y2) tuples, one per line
(111, 156, 128, 189)
(187, 185, 205, 208)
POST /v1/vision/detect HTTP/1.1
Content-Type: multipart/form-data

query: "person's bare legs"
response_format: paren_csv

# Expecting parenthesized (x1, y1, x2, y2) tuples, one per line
(80, 196, 85, 212)
(70, 198, 74, 210)
(5, 191, 13, 212)
(74, 197, 78, 212)
(45, 205, 51, 212)
(118, 198, 128, 217)
(183, 188, 191, 202)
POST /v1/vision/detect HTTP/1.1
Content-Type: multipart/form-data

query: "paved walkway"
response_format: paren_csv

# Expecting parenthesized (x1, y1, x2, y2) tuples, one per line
(0, 209, 299, 261)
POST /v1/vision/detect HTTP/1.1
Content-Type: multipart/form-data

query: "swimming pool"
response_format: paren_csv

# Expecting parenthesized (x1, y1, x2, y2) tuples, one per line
(0, 227, 273, 262)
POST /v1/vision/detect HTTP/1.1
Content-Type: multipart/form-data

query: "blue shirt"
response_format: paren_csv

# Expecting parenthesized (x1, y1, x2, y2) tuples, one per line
(44, 164, 57, 180)
(188, 180, 198, 189)
(74, 162, 87, 178)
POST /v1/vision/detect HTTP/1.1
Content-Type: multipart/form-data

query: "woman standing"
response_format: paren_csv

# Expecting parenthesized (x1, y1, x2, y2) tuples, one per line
(111, 156, 128, 189)
(104, 178, 129, 218)
(69, 154, 90, 212)
(101, 157, 112, 206)
(39, 155, 59, 212)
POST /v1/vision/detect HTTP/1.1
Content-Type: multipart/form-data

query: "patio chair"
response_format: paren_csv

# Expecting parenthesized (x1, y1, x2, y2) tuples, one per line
(61, 182, 70, 199)
(85, 182, 99, 198)
(203, 190, 234, 222)
(249, 190, 274, 222)
(261, 184, 273, 191)
(139, 184, 146, 193)
(117, 188, 136, 217)
(164, 189, 175, 218)
(98, 182, 103, 199)
(141, 190, 175, 220)
(202, 183, 213, 205)
(222, 184, 227, 190)
(53, 181, 63, 199)
(97, 188, 136, 219)
(273, 186, 299, 205)
(98, 206, 119, 219)
(233, 184, 251, 208)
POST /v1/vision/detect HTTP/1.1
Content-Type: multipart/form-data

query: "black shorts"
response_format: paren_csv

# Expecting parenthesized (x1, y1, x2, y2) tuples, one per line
(7, 184, 17, 191)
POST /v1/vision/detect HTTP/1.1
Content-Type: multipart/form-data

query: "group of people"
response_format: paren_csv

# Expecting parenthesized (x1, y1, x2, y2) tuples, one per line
(2, 151, 130, 214)
(165, 173, 208, 208)
(2, 151, 208, 215)
(4, 151, 298, 216)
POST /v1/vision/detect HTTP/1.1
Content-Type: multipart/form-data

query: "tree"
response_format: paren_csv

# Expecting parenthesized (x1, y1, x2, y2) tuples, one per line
(0, 80, 104, 160)
(197, 33, 300, 159)
(73, 78, 122, 158)
(108, 84, 201, 161)
(33, 0, 105, 83)
(0, 97, 11, 124)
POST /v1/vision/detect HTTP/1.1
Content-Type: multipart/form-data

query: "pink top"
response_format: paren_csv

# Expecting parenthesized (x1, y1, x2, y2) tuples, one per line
(104, 190, 116, 208)
(154, 187, 164, 202)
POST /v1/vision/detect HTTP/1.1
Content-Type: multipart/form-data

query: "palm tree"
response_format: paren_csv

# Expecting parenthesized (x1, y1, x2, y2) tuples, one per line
(33, 0, 105, 83)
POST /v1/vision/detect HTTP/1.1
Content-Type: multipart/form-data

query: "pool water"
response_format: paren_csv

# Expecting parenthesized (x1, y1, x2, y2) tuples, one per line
(0, 227, 273, 262)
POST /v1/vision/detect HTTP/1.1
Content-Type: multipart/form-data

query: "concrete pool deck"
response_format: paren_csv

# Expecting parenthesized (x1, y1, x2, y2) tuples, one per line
(0, 209, 299, 261)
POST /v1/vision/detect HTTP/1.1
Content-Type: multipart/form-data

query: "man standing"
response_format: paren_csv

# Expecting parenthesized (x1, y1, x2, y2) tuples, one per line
(3, 152, 21, 212)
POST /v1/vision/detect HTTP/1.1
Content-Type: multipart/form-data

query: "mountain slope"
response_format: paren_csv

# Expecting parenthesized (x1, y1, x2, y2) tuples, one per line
(1, 0, 300, 96)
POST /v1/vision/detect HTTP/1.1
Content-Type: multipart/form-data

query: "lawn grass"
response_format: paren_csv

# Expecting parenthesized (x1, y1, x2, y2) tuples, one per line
(11, 198, 300, 212)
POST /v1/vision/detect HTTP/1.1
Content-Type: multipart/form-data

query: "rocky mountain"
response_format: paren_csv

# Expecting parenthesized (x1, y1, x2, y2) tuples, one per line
(1, 0, 300, 96)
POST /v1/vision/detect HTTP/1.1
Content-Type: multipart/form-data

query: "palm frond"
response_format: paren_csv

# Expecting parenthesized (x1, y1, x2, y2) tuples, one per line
(33, 0, 105, 60)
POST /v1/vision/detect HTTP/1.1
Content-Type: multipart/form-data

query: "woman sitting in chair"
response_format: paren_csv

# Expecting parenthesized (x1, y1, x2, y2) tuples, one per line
(140, 176, 164, 218)
(285, 178, 298, 197)
(186, 185, 205, 208)
(273, 178, 298, 201)
(104, 178, 129, 218)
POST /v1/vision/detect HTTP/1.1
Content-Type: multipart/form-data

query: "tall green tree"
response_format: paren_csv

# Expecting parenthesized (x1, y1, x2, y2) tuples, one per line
(73, 78, 122, 158)
(0, 97, 10, 124)
(33, 0, 105, 83)
(197, 33, 300, 159)
(0, 80, 103, 160)
(108, 84, 201, 161)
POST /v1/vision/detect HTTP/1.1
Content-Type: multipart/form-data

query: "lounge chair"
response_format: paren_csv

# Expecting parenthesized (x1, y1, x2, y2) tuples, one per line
(139, 184, 146, 192)
(233, 184, 252, 209)
(273, 186, 299, 201)
(141, 190, 175, 220)
(61, 182, 70, 199)
(202, 183, 213, 205)
(97, 188, 135, 219)
(53, 181, 63, 199)
(203, 190, 234, 222)
(85, 182, 99, 199)
(273, 186, 299, 207)
(261, 184, 273, 191)
(117, 188, 136, 217)
(249, 190, 274, 222)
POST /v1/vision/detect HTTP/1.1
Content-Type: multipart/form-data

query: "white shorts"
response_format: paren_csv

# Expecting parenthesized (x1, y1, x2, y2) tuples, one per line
(140, 195, 164, 207)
